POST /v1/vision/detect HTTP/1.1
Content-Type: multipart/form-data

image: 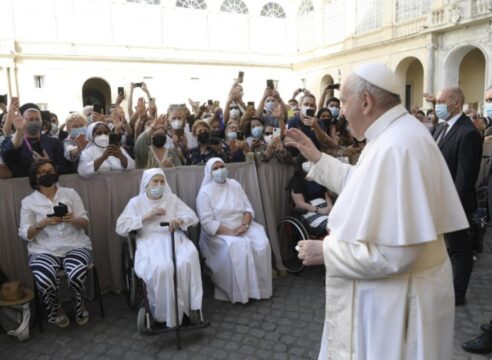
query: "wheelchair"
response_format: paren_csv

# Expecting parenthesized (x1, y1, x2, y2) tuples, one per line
(277, 207, 327, 274)
(121, 222, 210, 349)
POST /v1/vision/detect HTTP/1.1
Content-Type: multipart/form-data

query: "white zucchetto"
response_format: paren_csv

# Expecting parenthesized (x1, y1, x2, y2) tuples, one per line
(353, 63, 400, 95)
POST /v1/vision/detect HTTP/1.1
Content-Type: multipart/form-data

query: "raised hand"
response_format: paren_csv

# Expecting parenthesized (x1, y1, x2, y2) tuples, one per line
(284, 128, 322, 163)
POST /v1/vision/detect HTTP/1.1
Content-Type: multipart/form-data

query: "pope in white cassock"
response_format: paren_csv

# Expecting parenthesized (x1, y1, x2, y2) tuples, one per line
(288, 63, 469, 360)
(196, 157, 272, 303)
(116, 168, 203, 327)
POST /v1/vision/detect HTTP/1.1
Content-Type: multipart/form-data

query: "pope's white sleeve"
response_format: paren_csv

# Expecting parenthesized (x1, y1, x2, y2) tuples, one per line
(308, 153, 352, 194)
(196, 192, 221, 236)
(116, 199, 143, 237)
(323, 237, 425, 280)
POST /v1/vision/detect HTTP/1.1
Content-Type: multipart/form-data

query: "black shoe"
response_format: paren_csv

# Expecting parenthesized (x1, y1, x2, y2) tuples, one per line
(462, 331, 492, 354)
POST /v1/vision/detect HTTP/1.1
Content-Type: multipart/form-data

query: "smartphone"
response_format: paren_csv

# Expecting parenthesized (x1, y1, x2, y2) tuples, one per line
(272, 127, 281, 138)
(149, 98, 155, 107)
(238, 71, 244, 83)
(134, 82, 143, 88)
(93, 103, 103, 114)
(174, 128, 184, 137)
(306, 109, 315, 117)
(41, 110, 51, 123)
(237, 131, 244, 141)
(247, 101, 255, 108)
(109, 133, 120, 146)
(118, 87, 124, 96)
(207, 99, 213, 106)
(0, 94, 7, 105)
(30, 139, 43, 154)
(53, 203, 68, 217)
(266, 79, 274, 90)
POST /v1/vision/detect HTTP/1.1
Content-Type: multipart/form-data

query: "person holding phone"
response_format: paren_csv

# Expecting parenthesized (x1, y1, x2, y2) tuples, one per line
(287, 94, 327, 150)
(256, 85, 288, 128)
(77, 122, 134, 178)
(134, 114, 182, 169)
(19, 159, 92, 328)
(225, 121, 249, 162)
(245, 117, 267, 152)
(189, 120, 229, 165)
(0, 102, 69, 177)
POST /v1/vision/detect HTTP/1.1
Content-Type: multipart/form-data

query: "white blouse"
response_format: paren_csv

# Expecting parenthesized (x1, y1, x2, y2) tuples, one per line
(19, 186, 92, 257)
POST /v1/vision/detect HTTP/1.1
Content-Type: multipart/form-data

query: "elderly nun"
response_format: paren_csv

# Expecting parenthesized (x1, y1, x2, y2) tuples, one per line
(77, 121, 134, 178)
(116, 168, 202, 327)
(196, 157, 272, 303)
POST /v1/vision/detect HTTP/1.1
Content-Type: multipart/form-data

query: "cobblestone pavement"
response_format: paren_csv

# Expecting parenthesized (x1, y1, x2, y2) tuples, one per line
(1, 236, 491, 360)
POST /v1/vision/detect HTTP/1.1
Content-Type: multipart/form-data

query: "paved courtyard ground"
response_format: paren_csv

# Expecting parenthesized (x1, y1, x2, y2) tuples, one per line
(1, 234, 491, 360)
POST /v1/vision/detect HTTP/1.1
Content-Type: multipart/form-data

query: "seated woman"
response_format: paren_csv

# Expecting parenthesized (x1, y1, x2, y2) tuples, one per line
(289, 157, 333, 236)
(196, 158, 272, 303)
(18, 159, 92, 327)
(77, 122, 135, 178)
(134, 118, 182, 169)
(116, 168, 202, 327)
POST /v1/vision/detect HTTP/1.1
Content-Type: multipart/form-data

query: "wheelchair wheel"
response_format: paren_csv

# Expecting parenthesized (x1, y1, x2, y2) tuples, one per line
(277, 217, 309, 274)
(122, 241, 138, 309)
(137, 306, 147, 334)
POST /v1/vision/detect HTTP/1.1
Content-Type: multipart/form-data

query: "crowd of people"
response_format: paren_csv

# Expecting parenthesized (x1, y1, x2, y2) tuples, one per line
(1, 70, 492, 357)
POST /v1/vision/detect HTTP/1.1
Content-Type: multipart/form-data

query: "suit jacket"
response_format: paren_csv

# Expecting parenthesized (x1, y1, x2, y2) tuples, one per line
(433, 114, 483, 216)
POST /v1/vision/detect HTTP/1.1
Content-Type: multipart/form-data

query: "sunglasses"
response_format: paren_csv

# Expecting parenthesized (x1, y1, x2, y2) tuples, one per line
(264, 132, 273, 135)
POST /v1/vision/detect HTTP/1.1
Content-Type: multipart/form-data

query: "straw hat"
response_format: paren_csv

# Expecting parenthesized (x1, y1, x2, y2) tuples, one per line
(0, 281, 34, 306)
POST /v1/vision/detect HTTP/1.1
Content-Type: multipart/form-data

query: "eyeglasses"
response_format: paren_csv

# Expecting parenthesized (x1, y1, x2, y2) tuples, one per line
(264, 132, 273, 135)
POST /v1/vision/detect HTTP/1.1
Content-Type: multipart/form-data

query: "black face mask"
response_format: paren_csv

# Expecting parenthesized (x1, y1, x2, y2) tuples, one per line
(152, 134, 167, 148)
(197, 132, 210, 144)
(38, 173, 58, 188)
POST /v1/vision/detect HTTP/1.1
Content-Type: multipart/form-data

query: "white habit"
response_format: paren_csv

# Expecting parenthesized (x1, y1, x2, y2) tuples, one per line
(78, 122, 135, 178)
(116, 168, 202, 326)
(309, 105, 469, 360)
(196, 158, 272, 303)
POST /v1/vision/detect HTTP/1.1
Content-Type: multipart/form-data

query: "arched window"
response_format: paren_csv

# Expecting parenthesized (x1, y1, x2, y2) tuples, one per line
(260, 2, 286, 19)
(298, 0, 314, 16)
(176, 0, 207, 9)
(126, 0, 161, 4)
(220, 0, 249, 14)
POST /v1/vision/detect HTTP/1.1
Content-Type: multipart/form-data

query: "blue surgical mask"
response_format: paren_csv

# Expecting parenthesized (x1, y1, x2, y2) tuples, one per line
(212, 167, 228, 184)
(252, 126, 263, 139)
(147, 185, 165, 199)
(226, 131, 237, 141)
(70, 127, 87, 138)
(435, 103, 450, 120)
(328, 106, 339, 118)
(486, 103, 492, 119)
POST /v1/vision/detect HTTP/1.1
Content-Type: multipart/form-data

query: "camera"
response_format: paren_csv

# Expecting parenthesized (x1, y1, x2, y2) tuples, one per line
(306, 109, 315, 117)
(0, 94, 7, 105)
(266, 79, 274, 90)
(238, 71, 244, 83)
(327, 83, 341, 90)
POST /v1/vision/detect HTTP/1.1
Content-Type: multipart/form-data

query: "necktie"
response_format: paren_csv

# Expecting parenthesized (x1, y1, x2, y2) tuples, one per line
(437, 122, 449, 145)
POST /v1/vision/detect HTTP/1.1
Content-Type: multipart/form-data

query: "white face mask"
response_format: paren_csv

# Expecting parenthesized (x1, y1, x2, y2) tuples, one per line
(211, 167, 228, 184)
(230, 109, 240, 119)
(50, 123, 58, 135)
(147, 185, 165, 199)
(265, 101, 275, 113)
(264, 134, 272, 144)
(171, 120, 183, 129)
(302, 161, 312, 173)
(94, 134, 109, 148)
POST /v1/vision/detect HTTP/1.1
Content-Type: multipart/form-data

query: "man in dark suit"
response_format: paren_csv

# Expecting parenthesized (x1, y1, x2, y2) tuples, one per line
(432, 87, 483, 305)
